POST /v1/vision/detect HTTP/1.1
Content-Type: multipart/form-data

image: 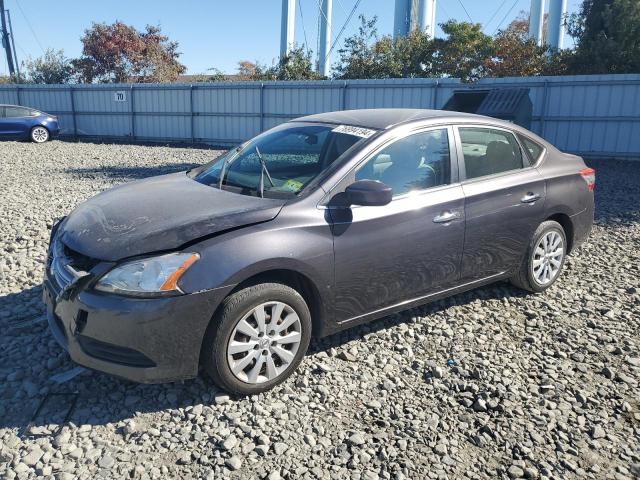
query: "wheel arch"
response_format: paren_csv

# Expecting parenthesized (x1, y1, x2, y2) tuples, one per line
(231, 269, 325, 336)
(546, 212, 574, 253)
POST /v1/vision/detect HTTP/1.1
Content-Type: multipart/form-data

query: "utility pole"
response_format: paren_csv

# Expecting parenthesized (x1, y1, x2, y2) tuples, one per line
(395, 0, 436, 39)
(0, 0, 16, 77)
(547, 0, 567, 49)
(317, 0, 332, 77)
(6, 9, 19, 79)
(528, 0, 546, 46)
(280, 0, 296, 59)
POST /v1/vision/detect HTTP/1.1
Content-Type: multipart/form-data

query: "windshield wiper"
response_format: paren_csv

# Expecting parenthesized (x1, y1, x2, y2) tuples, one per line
(218, 145, 242, 190)
(255, 146, 274, 198)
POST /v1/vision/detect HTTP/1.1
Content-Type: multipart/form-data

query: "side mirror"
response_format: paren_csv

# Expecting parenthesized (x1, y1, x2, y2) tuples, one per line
(345, 180, 392, 207)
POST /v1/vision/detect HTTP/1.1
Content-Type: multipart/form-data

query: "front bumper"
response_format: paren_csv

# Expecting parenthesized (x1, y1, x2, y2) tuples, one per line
(43, 272, 228, 384)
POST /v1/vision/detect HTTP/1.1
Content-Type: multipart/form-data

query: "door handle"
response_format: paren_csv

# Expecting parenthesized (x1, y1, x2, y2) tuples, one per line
(521, 192, 541, 203)
(433, 211, 461, 224)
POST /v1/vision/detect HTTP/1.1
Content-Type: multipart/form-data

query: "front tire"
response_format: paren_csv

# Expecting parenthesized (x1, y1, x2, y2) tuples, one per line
(511, 220, 567, 293)
(202, 282, 312, 395)
(30, 126, 50, 143)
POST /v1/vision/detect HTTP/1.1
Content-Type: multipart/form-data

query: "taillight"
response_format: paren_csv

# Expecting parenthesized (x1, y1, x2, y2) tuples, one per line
(580, 168, 595, 191)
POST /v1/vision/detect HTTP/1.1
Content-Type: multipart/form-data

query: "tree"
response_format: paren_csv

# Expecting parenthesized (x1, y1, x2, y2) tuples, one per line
(252, 46, 322, 81)
(485, 17, 550, 77)
(23, 49, 75, 84)
(567, 0, 640, 73)
(73, 22, 186, 83)
(334, 15, 434, 79)
(431, 21, 494, 81)
(237, 61, 257, 80)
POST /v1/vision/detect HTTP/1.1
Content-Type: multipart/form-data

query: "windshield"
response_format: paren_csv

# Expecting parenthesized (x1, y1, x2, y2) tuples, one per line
(190, 122, 374, 198)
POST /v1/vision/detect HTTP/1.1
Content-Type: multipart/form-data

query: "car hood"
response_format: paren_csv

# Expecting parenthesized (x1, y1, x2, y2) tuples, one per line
(59, 172, 285, 261)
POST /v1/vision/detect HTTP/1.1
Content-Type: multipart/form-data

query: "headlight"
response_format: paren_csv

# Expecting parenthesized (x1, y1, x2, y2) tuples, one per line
(95, 252, 199, 297)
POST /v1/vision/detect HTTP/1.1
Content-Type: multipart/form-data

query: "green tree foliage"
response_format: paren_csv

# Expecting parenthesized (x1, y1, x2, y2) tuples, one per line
(335, 16, 493, 81)
(252, 46, 323, 81)
(567, 0, 640, 73)
(72, 22, 186, 83)
(334, 16, 433, 79)
(23, 49, 75, 84)
(430, 20, 494, 81)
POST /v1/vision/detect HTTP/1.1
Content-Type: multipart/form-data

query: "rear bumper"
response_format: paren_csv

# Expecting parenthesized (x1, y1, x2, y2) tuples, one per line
(43, 276, 228, 383)
(570, 198, 594, 251)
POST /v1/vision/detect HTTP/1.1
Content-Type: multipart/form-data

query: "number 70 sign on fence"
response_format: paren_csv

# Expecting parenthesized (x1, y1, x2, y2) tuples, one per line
(114, 91, 127, 102)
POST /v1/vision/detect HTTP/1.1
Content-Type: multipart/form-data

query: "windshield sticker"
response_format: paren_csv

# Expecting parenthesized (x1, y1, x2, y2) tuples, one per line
(280, 179, 304, 192)
(332, 125, 376, 138)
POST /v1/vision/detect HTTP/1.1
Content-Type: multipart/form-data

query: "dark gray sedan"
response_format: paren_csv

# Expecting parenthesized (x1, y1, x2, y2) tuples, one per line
(44, 109, 594, 394)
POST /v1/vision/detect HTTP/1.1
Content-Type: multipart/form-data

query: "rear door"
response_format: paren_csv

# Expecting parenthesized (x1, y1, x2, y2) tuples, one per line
(455, 125, 547, 280)
(329, 126, 466, 323)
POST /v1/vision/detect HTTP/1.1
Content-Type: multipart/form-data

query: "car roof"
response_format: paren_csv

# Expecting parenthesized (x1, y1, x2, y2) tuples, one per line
(293, 108, 493, 130)
(0, 104, 34, 108)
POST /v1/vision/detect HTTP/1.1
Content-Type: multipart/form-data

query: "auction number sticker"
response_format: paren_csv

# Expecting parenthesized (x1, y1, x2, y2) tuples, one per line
(332, 125, 376, 138)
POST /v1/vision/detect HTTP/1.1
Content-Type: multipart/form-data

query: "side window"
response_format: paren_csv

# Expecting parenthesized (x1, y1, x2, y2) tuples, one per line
(355, 128, 451, 197)
(4, 107, 29, 118)
(459, 127, 524, 180)
(517, 134, 544, 164)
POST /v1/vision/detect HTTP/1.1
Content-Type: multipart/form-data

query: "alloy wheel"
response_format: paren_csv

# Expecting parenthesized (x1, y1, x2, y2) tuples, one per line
(226, 301, 302, 384)
(31, 127, 49, 143)
(532, 230, 564, 286)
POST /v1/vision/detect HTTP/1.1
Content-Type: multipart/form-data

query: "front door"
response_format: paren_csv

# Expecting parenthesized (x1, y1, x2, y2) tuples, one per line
(329, 126, 465, 323)
(456, 125, 547, 280)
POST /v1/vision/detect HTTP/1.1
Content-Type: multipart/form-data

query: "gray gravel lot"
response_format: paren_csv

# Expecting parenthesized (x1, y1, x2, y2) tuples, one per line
(0, 140, 639, 480)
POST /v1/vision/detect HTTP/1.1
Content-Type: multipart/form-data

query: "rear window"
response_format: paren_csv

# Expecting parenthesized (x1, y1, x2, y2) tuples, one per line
(517, 134, 544, 164)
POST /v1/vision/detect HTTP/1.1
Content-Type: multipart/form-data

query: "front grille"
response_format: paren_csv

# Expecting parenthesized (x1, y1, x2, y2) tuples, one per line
(48, 237, 99, 290)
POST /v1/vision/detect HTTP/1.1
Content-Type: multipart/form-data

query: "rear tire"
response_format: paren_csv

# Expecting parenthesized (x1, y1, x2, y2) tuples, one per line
(202, 282, 311, 395)
(511, 220, 567, 293)
(30, 126, 50, 143)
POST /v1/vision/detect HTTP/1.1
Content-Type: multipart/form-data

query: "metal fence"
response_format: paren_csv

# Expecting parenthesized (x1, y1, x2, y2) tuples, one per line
(1, 74, 639, 158)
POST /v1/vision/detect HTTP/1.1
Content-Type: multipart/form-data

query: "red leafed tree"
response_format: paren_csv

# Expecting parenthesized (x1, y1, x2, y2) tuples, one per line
(73, 22, 186, 83)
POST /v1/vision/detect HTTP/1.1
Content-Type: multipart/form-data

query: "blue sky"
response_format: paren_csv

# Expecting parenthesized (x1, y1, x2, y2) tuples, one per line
(2, 0, 583, 76)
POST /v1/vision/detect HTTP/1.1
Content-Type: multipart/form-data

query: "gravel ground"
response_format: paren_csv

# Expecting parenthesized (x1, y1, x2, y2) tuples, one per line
(0, 140, 639, 480)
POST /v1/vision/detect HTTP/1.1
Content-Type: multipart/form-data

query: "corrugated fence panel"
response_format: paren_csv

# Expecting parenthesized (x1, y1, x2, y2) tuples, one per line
(0, 87, 19, 104)
(75, 115, 131, 137)
(193, 115, 260, 143)
(0, 75, 638, 156)
(194, 84, 260, 113)
(18, 87, 72, 113)
(264, 81, 343, 116)
(135, 115, 191, 140)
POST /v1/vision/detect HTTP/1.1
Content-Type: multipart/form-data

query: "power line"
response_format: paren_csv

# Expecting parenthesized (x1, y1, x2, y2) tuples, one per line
(484, 0, 509, 32)
(14, 0, 45, 54)
(457, 0, 473, 23)
(325, 0, 362, 62)
(298, 0, 309, 49)
(493, 0, 522, 34)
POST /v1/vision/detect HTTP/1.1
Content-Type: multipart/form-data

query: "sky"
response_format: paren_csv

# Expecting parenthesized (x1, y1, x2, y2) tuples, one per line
(1, 0, 584, 77)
